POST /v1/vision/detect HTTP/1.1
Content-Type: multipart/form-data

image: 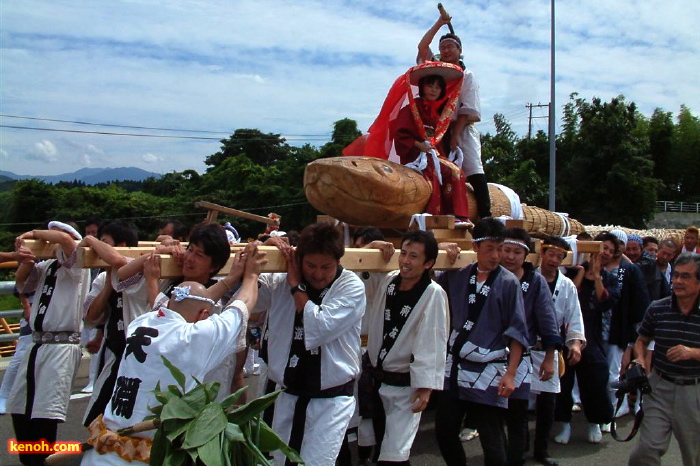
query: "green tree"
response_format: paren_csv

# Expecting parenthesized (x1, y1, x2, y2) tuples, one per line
(205, 129, 291, 169)
(648, 108, 675, 198)
(481, 114, 548, 206)
(319, 118, 362, 159)
(671, 105, 700, 201)
(8, 179, 56, 227)
(557, 95, 659, 227)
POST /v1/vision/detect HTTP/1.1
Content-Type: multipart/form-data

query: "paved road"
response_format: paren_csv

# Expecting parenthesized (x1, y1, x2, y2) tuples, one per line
(0, 373, 682, 465)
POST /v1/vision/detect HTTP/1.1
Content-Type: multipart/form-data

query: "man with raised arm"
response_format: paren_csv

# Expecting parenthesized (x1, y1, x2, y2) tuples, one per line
(361, 230, 449, 464)
(8, 221, 91, 466)
(81, 243, 265, 465)
(258, 222, 366, 466)
(435, 218, 529, 465)
(80, 220, 139, 427)
(417, 14, 491, 219)
(114, 221, 243, 400)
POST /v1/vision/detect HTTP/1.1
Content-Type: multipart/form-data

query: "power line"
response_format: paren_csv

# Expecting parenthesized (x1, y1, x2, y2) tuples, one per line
(0, 124, 331, 141)
(1, 114, 228, 134)
(0, 114, 333, 138)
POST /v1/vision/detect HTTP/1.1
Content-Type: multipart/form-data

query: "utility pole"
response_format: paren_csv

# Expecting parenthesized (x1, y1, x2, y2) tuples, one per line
(548, 0, 556, 211)
(525, 103, 549, 139)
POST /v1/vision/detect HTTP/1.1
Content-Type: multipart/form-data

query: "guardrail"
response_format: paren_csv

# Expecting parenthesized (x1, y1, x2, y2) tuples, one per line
(657, 201, 700, 213)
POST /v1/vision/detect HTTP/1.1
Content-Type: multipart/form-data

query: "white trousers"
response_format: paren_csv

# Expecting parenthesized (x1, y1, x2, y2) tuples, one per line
(604, 343, 625, 407)
(272, 391, 355, 466)
(378, 384, 423, 462)
(0, 334, 32, 399)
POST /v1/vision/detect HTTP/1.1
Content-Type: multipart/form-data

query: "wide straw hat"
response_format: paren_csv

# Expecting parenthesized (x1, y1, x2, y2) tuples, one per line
(408, 61, 463, 85)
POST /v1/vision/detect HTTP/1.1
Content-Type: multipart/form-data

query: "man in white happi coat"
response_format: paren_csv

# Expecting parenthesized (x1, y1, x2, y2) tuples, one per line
(81, 243, 264, 465)
(114, 222, 242, 400)
(256, 222, 366, 466)
(362, 230, 449, 464)
(532, 236, 586, 466)
(9, 221, 91, 466)
(80, 221, 139, 427)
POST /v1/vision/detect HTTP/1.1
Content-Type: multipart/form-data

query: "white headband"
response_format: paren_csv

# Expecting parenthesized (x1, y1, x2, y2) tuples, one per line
(48, 221, 82, 240)
(439, 37, 462, 49)
(171, 285, 215, 306)
(503, 239, 530, 252)
(473, 236, 503, 243)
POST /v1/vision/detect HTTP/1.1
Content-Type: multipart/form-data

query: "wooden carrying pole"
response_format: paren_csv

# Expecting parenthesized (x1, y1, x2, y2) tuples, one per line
(195, 201, 279, 226)
(20, 239, 596, 278)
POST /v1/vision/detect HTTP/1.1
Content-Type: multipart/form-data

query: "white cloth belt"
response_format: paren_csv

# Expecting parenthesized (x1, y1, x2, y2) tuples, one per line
(563, 235, 580, 265)
(409, 213, 432, 231)
(554, 212, 571, 237)
(405, 142, 442, 185)
(490, 183, 523, 220)
(448, 147, 464, 170)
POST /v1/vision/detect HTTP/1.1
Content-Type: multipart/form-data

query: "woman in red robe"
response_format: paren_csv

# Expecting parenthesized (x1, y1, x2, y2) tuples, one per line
(344, 62, 470, 223)
(392, 72, 470, 221)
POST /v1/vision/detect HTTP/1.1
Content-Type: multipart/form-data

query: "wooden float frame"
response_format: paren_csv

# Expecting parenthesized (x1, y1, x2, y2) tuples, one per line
(20, 236, 602, 279)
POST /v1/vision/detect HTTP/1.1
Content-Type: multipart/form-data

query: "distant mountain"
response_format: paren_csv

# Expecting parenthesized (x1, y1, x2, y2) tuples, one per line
(0, 167, 161, 185)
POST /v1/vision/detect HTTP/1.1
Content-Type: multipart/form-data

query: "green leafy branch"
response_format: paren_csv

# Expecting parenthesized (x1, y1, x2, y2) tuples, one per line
(144, 355, 304, 465)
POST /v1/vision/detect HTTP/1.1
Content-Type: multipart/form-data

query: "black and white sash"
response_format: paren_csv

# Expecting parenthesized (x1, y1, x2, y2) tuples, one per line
(284, 267, 349, 466)
(25, 259, 61, 417)
(376, 271, 431, 372)
(33, 260, 61, 332)
(448, 266, 501, 393)
(520, 262, 537, 340)
(84, 289, 126, 427)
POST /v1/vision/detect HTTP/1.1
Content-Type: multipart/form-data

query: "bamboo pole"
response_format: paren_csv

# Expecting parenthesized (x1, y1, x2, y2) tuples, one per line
(195, 201, 279, 226)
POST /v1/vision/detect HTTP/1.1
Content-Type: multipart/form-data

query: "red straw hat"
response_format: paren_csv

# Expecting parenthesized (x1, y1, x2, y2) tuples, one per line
(408, 61, 463, 85)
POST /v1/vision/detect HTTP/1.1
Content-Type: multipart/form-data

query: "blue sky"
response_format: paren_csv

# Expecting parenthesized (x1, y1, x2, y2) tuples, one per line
(1, 0, 698, 176)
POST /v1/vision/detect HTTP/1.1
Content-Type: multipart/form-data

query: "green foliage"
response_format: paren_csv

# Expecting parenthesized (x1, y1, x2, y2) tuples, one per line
(205, 129, 292, 169)
(555, 95, 659, 228)
(0, 109, 695, 238)
(149, 356, 303, 465)
(319, 118, 362, 159)
(479, 96, 698, 228)
(670, 106, 700, 201)
(482, 114, 548, 207)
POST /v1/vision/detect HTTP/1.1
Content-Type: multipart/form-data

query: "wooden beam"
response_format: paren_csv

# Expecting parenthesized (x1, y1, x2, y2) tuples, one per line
(19, 240, 63, 259)
(505, 219, 525, 229)
(26, 239, 582, 278)
(576, 241, 603, 253)
(195, 201, 278, 226)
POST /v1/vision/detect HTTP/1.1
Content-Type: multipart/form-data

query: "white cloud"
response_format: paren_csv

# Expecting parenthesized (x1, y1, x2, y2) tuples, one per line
(29, 140, 58, 162)
(1, 0, 698, 176)
(0, 149, 8, 159)
(142, 153, 164, 163)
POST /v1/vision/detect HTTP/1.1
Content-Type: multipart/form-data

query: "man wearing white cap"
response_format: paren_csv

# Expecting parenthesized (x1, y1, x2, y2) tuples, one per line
(9, 221, 91, 465)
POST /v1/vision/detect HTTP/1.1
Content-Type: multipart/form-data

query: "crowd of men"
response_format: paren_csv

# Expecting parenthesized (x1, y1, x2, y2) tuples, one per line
(0, 8, 697, 463)
(0, 214, 698, 466)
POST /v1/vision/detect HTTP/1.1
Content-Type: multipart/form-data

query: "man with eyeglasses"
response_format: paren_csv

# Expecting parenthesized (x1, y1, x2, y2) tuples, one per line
(629, 252, 700, 465)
